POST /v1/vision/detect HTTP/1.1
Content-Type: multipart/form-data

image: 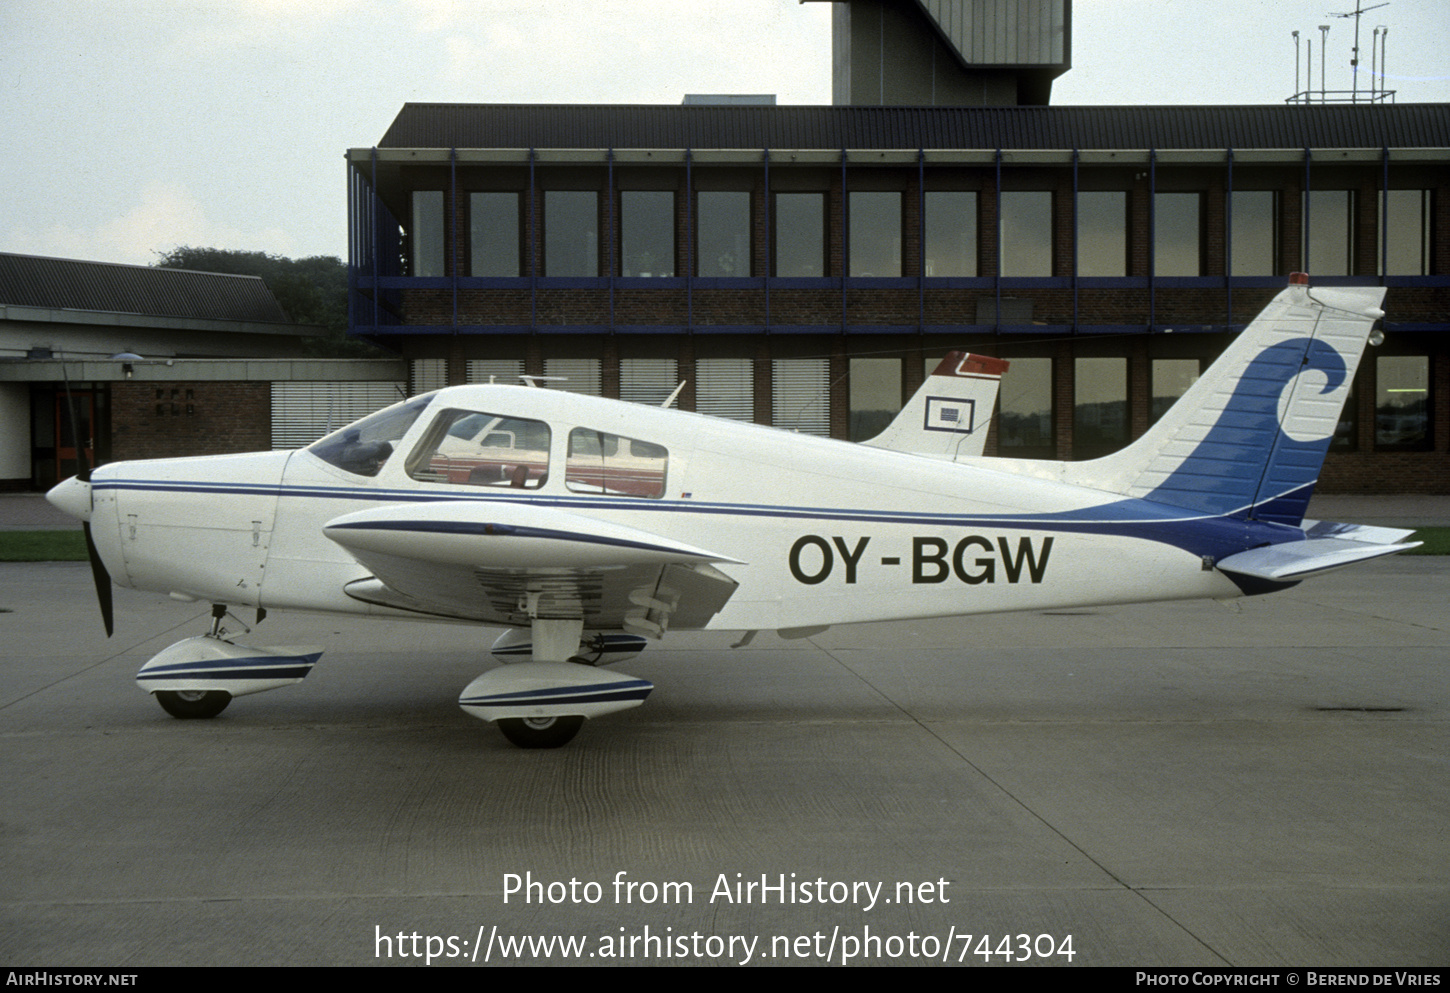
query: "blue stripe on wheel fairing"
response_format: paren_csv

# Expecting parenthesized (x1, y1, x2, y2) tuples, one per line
(139, 653, 322, 674)
(460, 682, 653, 707)
(139, 666, 315, 681)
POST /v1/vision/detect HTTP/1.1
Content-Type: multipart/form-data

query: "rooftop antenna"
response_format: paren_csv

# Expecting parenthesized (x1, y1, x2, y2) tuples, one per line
(1379, 25, 1389, 100)
(1371, 25, 1381, 100)
(1330, 1, 1391, 103)
(1318, 24, 1330, 102)
(1293, 31, 1301, 98)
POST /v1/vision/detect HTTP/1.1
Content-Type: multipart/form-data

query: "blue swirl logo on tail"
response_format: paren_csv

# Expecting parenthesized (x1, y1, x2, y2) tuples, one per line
(1145, 337, 1347, 525)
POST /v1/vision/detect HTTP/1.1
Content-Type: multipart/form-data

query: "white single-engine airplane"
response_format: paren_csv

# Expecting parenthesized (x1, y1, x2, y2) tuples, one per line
(47, 275, 1419, 747)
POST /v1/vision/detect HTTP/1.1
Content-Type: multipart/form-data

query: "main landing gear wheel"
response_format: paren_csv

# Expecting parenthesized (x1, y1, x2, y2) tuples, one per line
(497, 715, 584, 749)
(154, 690, 232, 719)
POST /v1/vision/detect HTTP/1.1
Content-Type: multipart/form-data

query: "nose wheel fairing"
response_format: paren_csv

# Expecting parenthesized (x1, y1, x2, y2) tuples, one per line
(136, 635, 322, 705)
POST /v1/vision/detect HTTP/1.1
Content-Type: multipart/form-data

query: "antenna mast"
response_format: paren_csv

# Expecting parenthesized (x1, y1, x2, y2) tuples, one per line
(1330, 0, 1391, 103)
(1287, 2, 1395, 104)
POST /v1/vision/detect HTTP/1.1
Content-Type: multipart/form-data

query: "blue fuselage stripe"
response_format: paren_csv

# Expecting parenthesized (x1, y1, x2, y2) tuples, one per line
(92, 477, 1304, 560)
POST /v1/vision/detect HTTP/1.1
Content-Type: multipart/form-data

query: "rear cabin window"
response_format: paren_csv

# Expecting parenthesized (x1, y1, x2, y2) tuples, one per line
(565, 428, 667, 498)
(406, 409, 551, 489)
(307, 393, 433, 477)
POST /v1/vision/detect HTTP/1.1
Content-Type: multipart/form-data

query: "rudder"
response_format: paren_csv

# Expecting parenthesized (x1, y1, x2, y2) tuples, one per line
(1059, 276, 1385, 525)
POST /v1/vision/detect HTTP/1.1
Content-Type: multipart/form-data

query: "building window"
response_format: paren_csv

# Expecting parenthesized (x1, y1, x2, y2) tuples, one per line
(1151, 358, 1200, 422)
(923, 191, 977, 277)
(410, 191, 445, 277)
(619, 358, 679, 406)
(544, 191, 599, 277)
(1380, 190, 1431, 276)
(849, 357, 902, 441)
(1230, 191, 1279, 276)
(620, 191, 674, 277)
(697, 191, 751, 277)
(695, 357, 754, 421)
(1077, 191, 1127, 277)
(1331, 384, 1358, 451)
(997, 356, 1054, 458)
(1154, 192, 1201, 276)
(544, 357, 602, 396)
(772, 357, 830, 435)
(276, 382, 411, 452)
(999, 191, 1052, 277)
(1376, 355, 1431, 450)
(774, 193, 825, 276)
(1074, 357, 1128, 459)
(848, 192, 901, 276)
(470, 192, 520, 277)
(410, 358, 448, 396)
(1303, 190, 1354, 276)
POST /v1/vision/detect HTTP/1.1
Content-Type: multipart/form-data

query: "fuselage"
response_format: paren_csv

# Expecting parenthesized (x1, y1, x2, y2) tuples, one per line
(78, 384, 1291, 632)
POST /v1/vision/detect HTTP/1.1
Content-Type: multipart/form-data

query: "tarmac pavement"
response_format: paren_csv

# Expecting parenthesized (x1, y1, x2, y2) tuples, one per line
(1, 552, 1446, 967)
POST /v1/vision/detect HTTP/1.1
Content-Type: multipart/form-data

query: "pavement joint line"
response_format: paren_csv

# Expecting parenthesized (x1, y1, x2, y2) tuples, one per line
(0, 609, 206, 713)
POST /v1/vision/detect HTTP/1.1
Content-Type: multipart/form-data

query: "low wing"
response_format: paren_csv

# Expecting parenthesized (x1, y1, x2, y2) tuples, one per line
(322, 500, 740, 636)
(861, 352, 1007, 460)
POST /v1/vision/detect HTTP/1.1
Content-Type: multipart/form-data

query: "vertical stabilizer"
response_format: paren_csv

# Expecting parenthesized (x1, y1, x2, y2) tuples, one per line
(863, 352, 1008, 460)
(1060, 277, 1385, 525)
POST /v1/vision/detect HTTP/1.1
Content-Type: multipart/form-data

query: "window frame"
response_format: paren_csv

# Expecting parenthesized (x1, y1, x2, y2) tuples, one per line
(469, 191, 522, 277)
(543, 189, 601, 277)
(772, 192, 827, 278)
(998, 190, 1053, 278)
(619, 190, 676, 278)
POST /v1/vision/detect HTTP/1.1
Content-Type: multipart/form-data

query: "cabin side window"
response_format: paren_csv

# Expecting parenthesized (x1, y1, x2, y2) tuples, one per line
(406, 409, 551, 489)
(565, 428, 667, 498)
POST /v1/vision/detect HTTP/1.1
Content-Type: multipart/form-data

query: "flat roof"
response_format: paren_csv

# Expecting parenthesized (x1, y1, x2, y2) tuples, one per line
(375, 102, 1450, 152)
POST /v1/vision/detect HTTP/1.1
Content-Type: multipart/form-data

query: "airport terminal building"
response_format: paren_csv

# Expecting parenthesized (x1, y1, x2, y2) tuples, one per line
(347, 0, 1447, 493)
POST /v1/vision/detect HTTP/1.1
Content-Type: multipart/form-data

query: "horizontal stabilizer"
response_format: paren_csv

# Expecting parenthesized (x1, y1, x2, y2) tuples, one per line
(1301, 519, 1418, 546)
(1216, 537, 1420, 582)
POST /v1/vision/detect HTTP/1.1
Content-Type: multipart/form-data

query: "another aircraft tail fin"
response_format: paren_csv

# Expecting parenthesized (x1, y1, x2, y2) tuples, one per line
(1063, 276, 1385, 526)
(862, 352, 1008, 461)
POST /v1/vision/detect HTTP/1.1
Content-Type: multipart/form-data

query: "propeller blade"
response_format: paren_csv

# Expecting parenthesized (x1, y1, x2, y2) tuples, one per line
(83, 522, 114, 637)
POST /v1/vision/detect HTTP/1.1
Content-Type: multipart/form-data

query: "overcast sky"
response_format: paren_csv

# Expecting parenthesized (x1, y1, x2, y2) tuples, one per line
(3, 0, 1447, 268)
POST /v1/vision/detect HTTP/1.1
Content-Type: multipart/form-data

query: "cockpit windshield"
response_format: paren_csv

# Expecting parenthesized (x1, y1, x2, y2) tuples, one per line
(306, 393, 434, 477)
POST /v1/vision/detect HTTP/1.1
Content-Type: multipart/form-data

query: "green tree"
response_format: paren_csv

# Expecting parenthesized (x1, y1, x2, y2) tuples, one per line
(152, 247, 384, 357)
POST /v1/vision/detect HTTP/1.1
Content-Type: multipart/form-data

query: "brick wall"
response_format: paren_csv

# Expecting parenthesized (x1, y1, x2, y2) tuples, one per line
(110, 382, 271, 462)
